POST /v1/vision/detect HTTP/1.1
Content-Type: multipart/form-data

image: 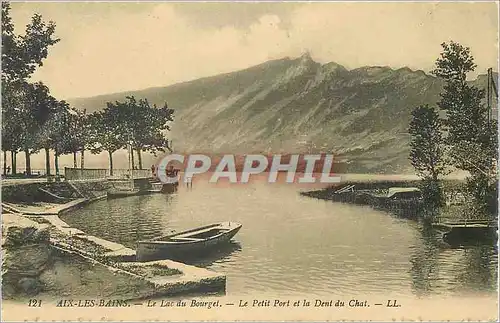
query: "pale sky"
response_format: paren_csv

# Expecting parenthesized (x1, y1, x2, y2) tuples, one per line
(9, 1, 499, 100)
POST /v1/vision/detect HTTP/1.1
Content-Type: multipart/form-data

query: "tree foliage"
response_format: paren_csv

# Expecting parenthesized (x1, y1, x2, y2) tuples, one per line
(87, 106, 126, 175)
(98, 96, 174, 170)
(409, 105, 448, 181)
(431, 41, 497, 176)
(1, 3, 175, 178)
(1, 1, 60, 175)
(432, 41, 476, 82)
(409, 41, 498, 216)
(429, 41, 497, 215)
(409, 104, 448, 209)
(1, 2, 60, 82)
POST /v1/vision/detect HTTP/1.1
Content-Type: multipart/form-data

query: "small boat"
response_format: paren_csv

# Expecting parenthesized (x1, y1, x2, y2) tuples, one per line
(161, 167, 180, 193)
(107, 189, 141, 199)
(136, 222, 242, 261)
(370, 187, 423, 211)
(433, 220, 498, 246)
(148, 182, 164, 193)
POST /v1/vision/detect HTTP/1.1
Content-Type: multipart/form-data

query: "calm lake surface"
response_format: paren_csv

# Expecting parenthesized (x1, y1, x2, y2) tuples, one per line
(61, 176, 498, 298)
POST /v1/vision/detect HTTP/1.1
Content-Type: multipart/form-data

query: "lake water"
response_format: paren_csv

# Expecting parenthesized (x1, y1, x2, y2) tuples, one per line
(61, 176, 498, 298)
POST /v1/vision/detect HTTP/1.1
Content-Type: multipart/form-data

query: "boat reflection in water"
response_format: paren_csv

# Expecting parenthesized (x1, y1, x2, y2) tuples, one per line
(160, 166, 180, 193)
(171, 241, 242, 266)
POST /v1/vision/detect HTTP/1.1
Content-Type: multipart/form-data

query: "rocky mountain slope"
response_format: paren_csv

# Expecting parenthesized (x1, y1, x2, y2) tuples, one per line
(68, 54, 496, 173)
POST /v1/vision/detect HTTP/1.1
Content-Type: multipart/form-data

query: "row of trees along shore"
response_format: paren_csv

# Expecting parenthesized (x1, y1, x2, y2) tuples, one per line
(1, 2, 174, 177)
(409, 41, 498, 218)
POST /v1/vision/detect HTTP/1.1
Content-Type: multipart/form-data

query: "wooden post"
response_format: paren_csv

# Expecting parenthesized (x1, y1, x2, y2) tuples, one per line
(487, 68, 491, 123)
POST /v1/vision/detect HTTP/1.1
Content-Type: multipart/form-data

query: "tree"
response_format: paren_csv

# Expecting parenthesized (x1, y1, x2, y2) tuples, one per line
(1, 2, 60, 83)
(1, 2, 60, 175)
(1, 82, 23, 175)
(88, 107, 127, 176)
(86, 96, 175, 175)
(78, 110, 90, 169)
(52, 102, 74, 176)
(15, 82, 57, 175)
(409, 104, 448, 209)
(134, 100, 174, 168)
(37, 92, 59, 176)
(431, 41, 498, 215)
(106, 96, 174, 169)
(432, 41, 476, 83)
(38, 99, 72, 176)
(57, 107, 87, 169)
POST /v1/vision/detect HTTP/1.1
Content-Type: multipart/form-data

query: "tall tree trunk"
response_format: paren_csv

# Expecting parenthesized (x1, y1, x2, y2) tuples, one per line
(108, 151, 114, 176)
(73, 151, 77, 168)
(80, 148, 85, 169)
(3, 150, 7, 175)
(131, 149, 135, 169)
(45, 148, 51, 176)
(54, 152, 60, 176)
(137, 149, 142, 169)
(24, 149, 31, 176)
(11, 151, 16, 174)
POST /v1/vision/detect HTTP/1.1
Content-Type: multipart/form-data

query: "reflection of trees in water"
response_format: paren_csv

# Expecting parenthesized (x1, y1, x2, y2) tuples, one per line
(454, 245, 497, 294)
(410, 221, 498, 296)
(409, 222, 440, 297)
(64, 194, 176, 249)
(120, 195, 176, 248)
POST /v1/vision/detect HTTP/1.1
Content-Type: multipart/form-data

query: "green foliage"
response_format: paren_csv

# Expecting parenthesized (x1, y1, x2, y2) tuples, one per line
(140, 100, 175, 156)
(1, 2, 60, 82)
(1, 4, 175, 176)
(1, 82, 24, 153)
(60, 108, 88, 156)
(1, 2, 59, 175)
(88, 106, 126, 156)
(50, 101, 74, 155)
(89, 96, 174, 170)
(432, 41, 476, 82)
(113, 96, 174, 154)
(409, 104, 448, 209)
(431, 41, 498, 215)
(419, 178, 446, 211)
(464, 174, 498, 217)
(409, 104, 448, 181)
(14, 82, 57, 153)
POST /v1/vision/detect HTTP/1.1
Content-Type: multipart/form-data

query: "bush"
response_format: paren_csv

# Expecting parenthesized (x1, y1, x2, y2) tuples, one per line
(419, 178, 445, 212)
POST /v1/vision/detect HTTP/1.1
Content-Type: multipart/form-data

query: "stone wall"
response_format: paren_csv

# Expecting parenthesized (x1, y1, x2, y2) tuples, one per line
(2, 214, 52, 298)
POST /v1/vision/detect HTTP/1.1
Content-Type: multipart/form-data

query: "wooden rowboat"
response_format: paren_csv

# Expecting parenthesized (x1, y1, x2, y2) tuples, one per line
(107, 189, 141, 199)
(136, 222, 242, 261)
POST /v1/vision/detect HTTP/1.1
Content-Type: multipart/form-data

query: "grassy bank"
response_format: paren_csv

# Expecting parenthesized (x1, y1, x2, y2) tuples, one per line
(300, 178, 469, 219)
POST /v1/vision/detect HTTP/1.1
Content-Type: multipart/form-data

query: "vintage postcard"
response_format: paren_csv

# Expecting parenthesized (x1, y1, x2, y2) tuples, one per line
(1, 1, 499, 322)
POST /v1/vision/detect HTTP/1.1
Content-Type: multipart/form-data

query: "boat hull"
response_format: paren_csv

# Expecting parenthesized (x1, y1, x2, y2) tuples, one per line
(443, 226, 498, 245)
(160, 182, 179, 194)
(107, 190, 141, 199)
(136, 223, 242, 261)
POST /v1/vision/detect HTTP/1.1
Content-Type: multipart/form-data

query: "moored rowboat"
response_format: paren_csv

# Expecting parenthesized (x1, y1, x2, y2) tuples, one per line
(136, 221, 242, 261)
(107, 189, 141, 199)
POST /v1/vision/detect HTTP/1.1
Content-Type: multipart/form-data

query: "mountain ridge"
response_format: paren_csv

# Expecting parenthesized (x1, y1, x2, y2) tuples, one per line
(67, 55, 497, 173)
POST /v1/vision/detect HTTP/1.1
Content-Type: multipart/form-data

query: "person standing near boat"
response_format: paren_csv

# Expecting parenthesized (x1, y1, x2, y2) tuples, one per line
(151, 164, 156, 178)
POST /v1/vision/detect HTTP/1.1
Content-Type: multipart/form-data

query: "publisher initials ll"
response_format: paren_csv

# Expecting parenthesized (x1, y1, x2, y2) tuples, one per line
(387, 300, 400, 307)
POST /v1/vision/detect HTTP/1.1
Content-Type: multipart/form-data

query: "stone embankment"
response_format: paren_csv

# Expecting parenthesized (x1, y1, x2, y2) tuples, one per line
(1, 179, 226, 301)
(2, 214, 52, 297)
